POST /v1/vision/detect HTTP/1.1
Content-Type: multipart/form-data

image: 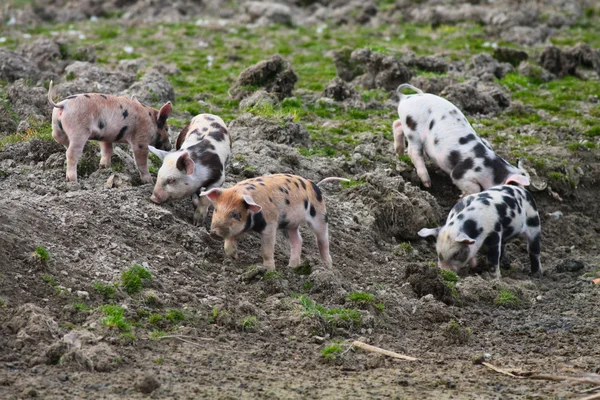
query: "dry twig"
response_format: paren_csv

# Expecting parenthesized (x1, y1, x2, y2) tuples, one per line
(351, 341, 418, 361)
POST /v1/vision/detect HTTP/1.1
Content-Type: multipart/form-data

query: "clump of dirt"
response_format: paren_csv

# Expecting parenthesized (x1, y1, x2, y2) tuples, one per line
(0, 49, 41, 83)
(0, 107, 17, 136)
(6, 304, 60, 365)
(468, 53, 514, 81)
(124, 67, 175, 105)
(18, 37, 66, 76)
(339, 48, 412, 92)
(55, 61, 136, 97)
(229, 55, 298, 101)
(409, 75, 458, 95)
(404, 263, 456, 306)
(322, 78, 357, 101)
(243, 1, 293, 26)
(230, 113, 310, 147)
(539, 45, 579, 78)
(492, 47, 529, 67)
(441, 82, 505, 115)
(7, 80, 52, 123)
(406, 55, 450, 74)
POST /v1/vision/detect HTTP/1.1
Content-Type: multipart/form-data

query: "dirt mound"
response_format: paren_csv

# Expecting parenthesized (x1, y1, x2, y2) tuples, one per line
(409, 76, 458, 96)
(322, 77, 357, 101)
(441, 82, 506, 115)
(539, 45, 579, 78)
(123, 68, 175, 106)
(230, 113, 310, 147)
(407, 55, 450, 74)
(338, 48, 412, 92)
(229, 55, 298, 101)
(468, 53, 514, 81)
(0, 107, 17, 136)
(404, 263, 456, 305)
(55, 61, 136, 97)
(243, 1, 293, 26)
(7, 80, 52, 123)
(492, 47, 529, 67)
(0, 49, 41, 83)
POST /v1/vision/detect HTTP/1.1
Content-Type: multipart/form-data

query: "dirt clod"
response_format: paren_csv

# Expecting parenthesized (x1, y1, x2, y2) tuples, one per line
(555, 259, 585, 273)
(135, 374, 161, 394)
(229, 55, 298, 101)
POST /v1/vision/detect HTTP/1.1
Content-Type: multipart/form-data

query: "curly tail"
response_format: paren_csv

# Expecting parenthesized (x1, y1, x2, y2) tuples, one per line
(316, 177, 350, 186)
(396, 83, 423, 103)
(47, 81, 64, 109)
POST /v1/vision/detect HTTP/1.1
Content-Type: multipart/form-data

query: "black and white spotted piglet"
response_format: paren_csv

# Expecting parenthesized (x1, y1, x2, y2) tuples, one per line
(418, 184, 542, 279)
(149, 114, 231, 225)
(393, 84, 530, 195)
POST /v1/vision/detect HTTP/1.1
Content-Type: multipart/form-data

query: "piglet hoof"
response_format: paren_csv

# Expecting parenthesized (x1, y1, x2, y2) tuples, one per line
(140, 175, 153, 185)
(423, 182, 431, 188)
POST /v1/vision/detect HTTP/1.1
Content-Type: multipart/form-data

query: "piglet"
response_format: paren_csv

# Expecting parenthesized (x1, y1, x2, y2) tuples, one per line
(393, 84, 529, 195)
(48, 81, 172, 183)
(148, 114, 231, 225)
(418, 184, 542, 279)
(201, 174, 349, 270)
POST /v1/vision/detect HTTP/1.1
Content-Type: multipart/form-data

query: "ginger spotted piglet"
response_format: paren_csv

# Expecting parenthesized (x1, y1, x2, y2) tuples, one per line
(48, 81, 172, 183)
(201, 174, 348, 271)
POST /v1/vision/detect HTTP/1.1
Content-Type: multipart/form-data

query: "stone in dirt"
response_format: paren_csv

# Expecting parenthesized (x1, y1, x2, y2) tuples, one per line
(555, 259, 585, 273)
(229, 55, 298, 101)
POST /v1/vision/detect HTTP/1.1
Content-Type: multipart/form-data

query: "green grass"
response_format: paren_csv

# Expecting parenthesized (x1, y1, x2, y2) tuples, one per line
(264, 270, 284, 280)
(73, 302, 90, 311)
(241, 315, 258, 332)
(495, 289, 521, 307)
(101, 305, 131, 332)
(149, 314, 163, 324)
(347, 291, 375, 304)
(165, 309, 185, 323)
(93, 281, 117, 299)
(42, 274, 59, 287)
(149, 329, 167, 340)
(297, 295, 361, 326)
(440, 269, 460, 283)
(302, 282, 314, 292)
(321, 344, 343, 360)
(121, 264, 152, 295)
(34, 246, 51, 262)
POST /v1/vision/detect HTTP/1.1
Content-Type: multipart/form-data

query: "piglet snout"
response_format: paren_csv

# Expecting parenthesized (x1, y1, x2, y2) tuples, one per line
(150, 194, 161, 204)
(210, 229, 222, 239)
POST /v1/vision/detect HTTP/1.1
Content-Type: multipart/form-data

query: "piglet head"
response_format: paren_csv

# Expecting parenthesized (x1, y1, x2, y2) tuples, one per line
(418, 227, 475, 272)
(149, 149, 195, 204)
(202, 189, 262, 239)
(152, 102, 173, 151)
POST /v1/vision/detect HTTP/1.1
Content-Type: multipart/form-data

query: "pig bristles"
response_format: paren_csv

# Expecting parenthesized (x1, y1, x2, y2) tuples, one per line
(396, 83, 423, 98)
(352, 341, 418, 361)
(316, 177, 350, 186)
(47, 81, 64, 109)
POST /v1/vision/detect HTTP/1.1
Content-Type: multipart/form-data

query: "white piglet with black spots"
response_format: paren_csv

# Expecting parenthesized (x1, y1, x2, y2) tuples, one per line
(418, 184, 542, 279)
(393, 84, 530, 195)
(149, 114, 231, 225)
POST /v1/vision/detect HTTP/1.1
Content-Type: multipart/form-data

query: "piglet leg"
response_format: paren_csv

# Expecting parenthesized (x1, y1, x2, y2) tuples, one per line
(65, 138, 86, 182)
(287, 226, 303, 268)
(527, 233, 542, 278)
(131, 144, 152, 184)
(486, 240, 502, 280)
(99, 142, 113, 168)
(392, 120, 405, 156)
(224, 237, 238, 259)
(309, 219, 332, 268)
(260, 226, 277, 271)
(408, 144, 431, 188)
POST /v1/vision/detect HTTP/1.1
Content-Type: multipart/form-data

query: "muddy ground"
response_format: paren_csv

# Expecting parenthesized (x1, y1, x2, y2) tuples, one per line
(1, 0, 600, 399)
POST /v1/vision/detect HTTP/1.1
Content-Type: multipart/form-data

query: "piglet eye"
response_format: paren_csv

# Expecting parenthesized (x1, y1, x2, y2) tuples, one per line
(230, 211, 242, 221)
(166, 177, 175, 185)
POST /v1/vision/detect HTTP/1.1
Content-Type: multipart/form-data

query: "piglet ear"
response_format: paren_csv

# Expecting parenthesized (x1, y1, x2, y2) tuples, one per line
(157, 101, 172, 127)
(505, 174, 530, 187)
(201, 188, 222, 202)
(418, 227, 441, 238)
(242, 195, 262, 214)
(148, 145, 170, 160)
(455, 233, 476, 245)
(176, 152, 194, 175)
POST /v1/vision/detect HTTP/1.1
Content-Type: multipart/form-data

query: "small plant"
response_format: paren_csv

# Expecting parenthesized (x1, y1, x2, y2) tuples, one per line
(264, 270, 284, 280)
(42, 274, 59, 287)
(440, 269, 459, 283)
(73, 302, 90, 311)
(101, 305, 131, 332)
(303, 282, 314, 292)
(297, 295, 361, 326)
(340, 178, 366, 189)
(375, 303, 385, 313)
(495, 289, 521, 307)
(165, 309, 185, 323)
(321, 344, 343, 361)
(149, 330, 167, 340)
(121, 264, 152, 295)
(567, 142, 583, 152)
(0, 298, 7, 308)
(148, 313, 163, 325)
(120, 332, 137, 342)
(241, 315, 258, 332)
(583, 268, 600, 278)
(347, 291, 375, 304)
(398, 155, 412, 165)
(93, 282, 117, 299)
(394, 242, 414, 255)
(153, 358, 164, 365)
(293, 262, 312, 275)
(444, 319, 472, 344)
(34, 246, 51, 263)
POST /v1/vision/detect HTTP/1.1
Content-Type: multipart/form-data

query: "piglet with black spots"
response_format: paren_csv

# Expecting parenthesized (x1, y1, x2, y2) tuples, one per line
(148, 114, 231, 225)
(48, 81, 172, 183)
(393, 84, 529, 195)
(201, 174, 348, 271)
(418, 184, 542, 279)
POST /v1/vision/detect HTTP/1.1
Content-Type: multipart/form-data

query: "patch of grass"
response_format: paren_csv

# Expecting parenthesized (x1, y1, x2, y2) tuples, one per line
(548, 171, 565, 182)
(444, 319, 472, 344)
(42, 274, 59, 287)
(583, 269, 600, 278)
(302, 281, 314, 292)
(34, 246, 51, 263)
(120, 332, 137, 342)
(375, 303, 385, 313)
(153, 358, 164, 365)
(93, 281, 117, 299)
(100, 305, 131, 332)
(394, 242, 414, 256)
(586, 126, 600, 137)
(148, 314, 163, 325)
(495, 289, 521, 308)
(347, 291, 375, 304)
(292, 262, 312, 275)
(241, 315, 258, 332)
(149, 329, 167, 340)
(264, 270, 284, 280)
(297, 295, 361, 326)
(165, 309, 185, 323)
(121, 264, 152, 295)
(321, 344, 343, 361)
(341, 178, 366, 189)
(73, 302, 90, 311)
(440, 269, 459, 283)
(398, 155, 412, 165)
